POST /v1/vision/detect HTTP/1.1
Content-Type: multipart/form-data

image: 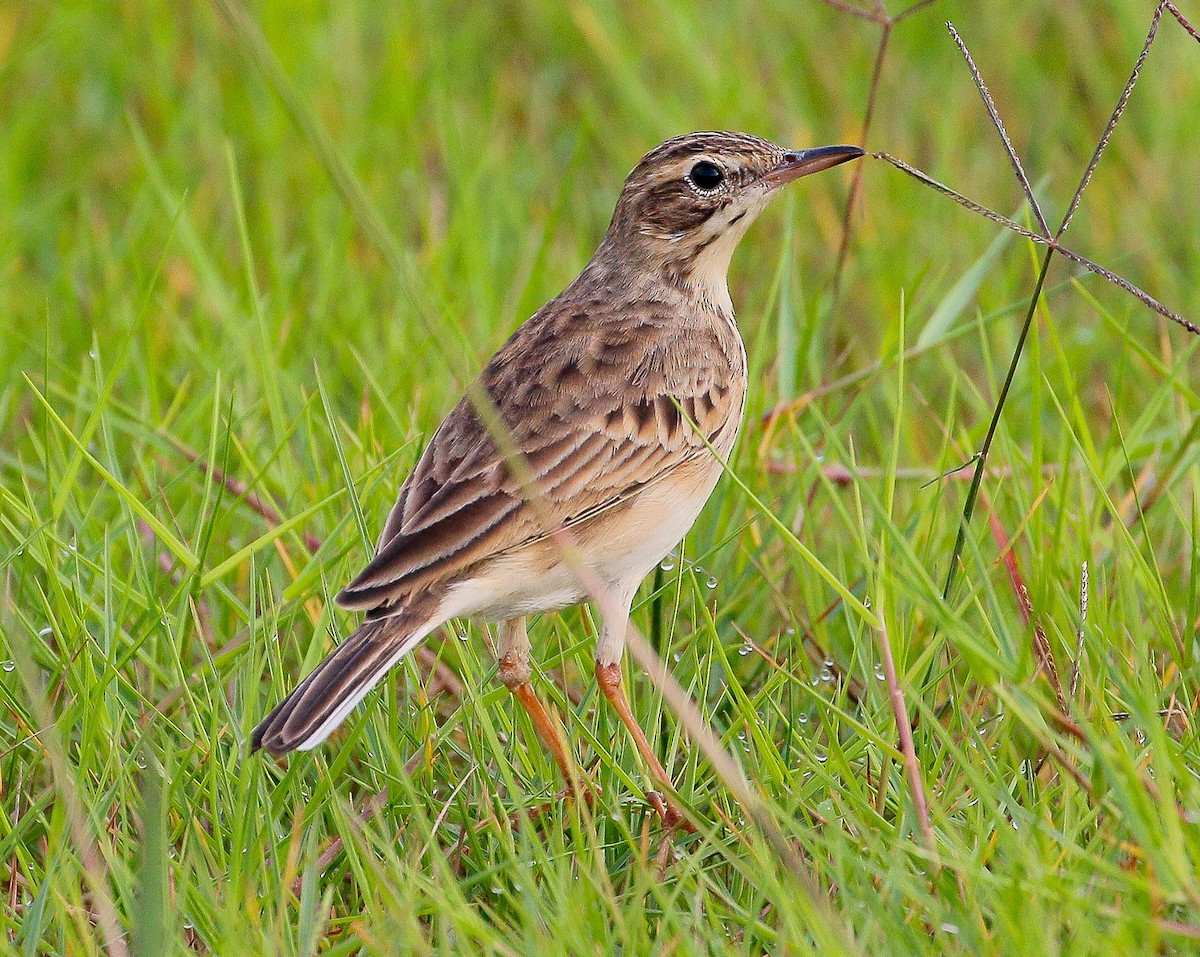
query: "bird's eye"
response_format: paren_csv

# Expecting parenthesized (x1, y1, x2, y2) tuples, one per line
(688, 161, 724, 192)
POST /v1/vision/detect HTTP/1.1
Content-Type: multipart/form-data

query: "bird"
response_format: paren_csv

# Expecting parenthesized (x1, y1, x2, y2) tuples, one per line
(252, 131, 863, 827)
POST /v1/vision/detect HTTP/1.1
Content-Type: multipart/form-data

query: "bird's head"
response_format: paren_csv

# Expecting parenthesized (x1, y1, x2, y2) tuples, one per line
(598, 131, 863, 309)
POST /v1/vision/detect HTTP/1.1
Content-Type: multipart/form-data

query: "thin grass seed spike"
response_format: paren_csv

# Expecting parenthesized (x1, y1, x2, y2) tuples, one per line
(1059, 2, 1164, 235)
(871, 152, 1043, 242)
(1168, 1, 1200, 42)
(946, 23, 1051, 239)
(1050, 245, 1200, 335)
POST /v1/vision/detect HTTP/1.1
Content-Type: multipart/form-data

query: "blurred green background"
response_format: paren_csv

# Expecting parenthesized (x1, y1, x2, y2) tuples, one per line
(2, 1, 1199, 954)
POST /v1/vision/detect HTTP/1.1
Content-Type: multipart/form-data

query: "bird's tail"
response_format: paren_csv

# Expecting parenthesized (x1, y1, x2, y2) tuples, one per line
(251, 613, 437, 755)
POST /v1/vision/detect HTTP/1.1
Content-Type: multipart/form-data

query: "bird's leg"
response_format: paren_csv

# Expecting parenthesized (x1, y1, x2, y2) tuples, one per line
(594, 595, 696, 834)
(496, 617, 581, 792)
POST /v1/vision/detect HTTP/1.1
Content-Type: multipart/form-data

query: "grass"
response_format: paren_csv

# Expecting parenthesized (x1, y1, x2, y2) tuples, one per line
(2, 0, 1200, 953)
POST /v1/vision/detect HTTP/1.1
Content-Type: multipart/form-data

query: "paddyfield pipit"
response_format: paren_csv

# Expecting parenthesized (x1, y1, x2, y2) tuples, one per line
(253, 131, 862, 825)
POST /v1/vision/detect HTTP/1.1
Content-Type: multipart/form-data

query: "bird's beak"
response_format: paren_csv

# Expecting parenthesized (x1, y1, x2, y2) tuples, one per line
(762, 145, 865, 188)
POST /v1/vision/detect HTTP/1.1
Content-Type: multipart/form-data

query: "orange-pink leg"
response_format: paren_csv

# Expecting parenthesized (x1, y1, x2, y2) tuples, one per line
(595, 661, 695, 833)
(497, 617, 580, 789)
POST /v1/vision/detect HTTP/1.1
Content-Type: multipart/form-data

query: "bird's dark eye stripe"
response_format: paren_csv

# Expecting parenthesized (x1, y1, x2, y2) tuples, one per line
(688, 161, 723, 191)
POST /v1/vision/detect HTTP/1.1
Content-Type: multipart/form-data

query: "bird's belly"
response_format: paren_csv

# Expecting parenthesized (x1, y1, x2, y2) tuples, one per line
(586, 460, 721, 585)
(440, 456, 725, 623)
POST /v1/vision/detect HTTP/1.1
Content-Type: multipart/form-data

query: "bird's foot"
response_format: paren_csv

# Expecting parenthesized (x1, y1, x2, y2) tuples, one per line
(646, 790, 697, 834)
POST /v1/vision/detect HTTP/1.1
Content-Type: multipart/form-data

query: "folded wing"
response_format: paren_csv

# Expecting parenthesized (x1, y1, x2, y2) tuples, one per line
(335, 299, 741, 614)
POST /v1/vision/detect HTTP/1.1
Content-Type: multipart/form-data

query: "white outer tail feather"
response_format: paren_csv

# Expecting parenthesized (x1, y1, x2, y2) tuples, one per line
(291, 616, 441, 751)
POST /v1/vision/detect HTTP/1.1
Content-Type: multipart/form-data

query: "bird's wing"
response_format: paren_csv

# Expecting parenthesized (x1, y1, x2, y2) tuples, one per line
(334, 299, 742, 613)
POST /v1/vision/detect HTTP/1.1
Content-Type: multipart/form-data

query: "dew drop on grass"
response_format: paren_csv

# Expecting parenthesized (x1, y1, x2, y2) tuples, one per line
(671, 652, 681, 663)
(940, 923, 959, 935)
(798, 713, 809, 725)
(136, 754, 147, 769)
(38, 627, 53, 638)
(815, 750, 828, 764)
(874, 665, 886, 681)
(705, 575, 718, 590)
(1, 660, 14, 673)
(659, 557, 675, 572)
(738, 642, 752, 656)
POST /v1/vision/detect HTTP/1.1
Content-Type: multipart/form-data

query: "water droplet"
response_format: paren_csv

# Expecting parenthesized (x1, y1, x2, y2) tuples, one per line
(823, 657, 834, 668)
(659, 558, 675, 572)
(815, 751, 828, 764)
(863, 597, 872, 609)
(38, 627, 53, 638)
(738, 643, 752, 657)
(671, 652, 681, 663)
(491, 885, 503, 896)
(136, 754, 147, 769)
(1, 660, 14, 673)
(15, 549, 22, 556)
(798, 713, 809, 725)
(89, 350, 97, 360)
(705, 575, 718, 590)
(818, 667, 833, 683)
(940, 923, 959, 935)
(785, 626, 796, 635)
(874, 665, 886, 681)
(456, 628, 468, 641)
